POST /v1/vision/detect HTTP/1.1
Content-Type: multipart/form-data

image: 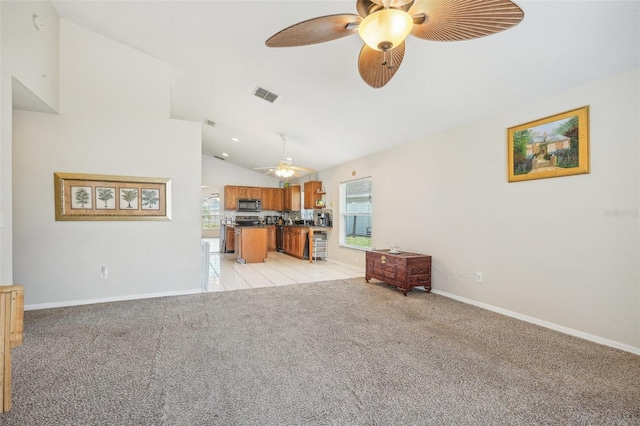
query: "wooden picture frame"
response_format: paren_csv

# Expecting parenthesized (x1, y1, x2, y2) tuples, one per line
(507, 106, 589, 182)
(54, 172, 171, 221)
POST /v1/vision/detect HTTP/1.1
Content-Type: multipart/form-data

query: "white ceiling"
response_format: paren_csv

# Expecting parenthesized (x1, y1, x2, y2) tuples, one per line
(50, 0, 640, 177)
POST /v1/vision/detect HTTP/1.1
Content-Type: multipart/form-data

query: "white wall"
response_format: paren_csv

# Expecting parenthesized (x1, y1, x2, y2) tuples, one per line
(318, 68, 640, 351)
(202, 154, 280, 209)
(12, 19, 202, 307)
(1, 1, 60, 284)
(2, 1, 59, 111)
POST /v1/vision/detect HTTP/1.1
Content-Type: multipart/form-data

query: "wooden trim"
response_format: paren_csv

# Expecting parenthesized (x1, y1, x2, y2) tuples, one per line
(0, 285, 24, 413)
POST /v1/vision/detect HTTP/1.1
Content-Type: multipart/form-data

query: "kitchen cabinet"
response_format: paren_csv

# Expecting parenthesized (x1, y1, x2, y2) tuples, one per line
(261, 188, 271, 211)
(304, 181, 325, 209)
(225, 185, 284, 211)
(267, 225, 276, 251)
(283, 226, 308, 259)
(238, 187, 261, 199)
(224, 225, 235, 253)
(271, 188, 284, 211)
(224, 186, 239, 210)
(365, 249, 432, 296)
(260, 188, 283, 211)
(283, 185, 301, 211)
(235, 227, 268, 263)
(237, 187, 249, 199)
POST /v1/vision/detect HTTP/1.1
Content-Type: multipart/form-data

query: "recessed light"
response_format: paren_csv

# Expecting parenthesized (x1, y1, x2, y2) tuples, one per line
(231, 137, 239, 142)
(286, 157, 292, 161)
(222, 153, 229, 157)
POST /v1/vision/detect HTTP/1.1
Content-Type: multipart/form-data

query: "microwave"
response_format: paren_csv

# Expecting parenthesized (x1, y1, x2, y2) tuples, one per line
(237, 198, 262, 212)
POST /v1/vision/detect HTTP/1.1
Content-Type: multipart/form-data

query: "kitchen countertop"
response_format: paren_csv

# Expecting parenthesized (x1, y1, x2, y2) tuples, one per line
(286, 225, 332, 230)
(226, 224, 272, 228)
(223, 223, 331, 229)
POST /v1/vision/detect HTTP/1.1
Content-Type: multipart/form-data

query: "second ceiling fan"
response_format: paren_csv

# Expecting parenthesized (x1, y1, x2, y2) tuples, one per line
(266, 0, 524, 88)
(253, 135, 315, 179)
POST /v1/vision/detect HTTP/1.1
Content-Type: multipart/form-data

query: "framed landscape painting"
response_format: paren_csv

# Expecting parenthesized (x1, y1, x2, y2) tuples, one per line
(54, 172, 171, 221)
(507, 106, 590, 182)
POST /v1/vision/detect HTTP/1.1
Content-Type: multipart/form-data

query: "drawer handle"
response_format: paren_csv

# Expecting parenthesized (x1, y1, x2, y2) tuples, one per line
(381, 255, 386, 264)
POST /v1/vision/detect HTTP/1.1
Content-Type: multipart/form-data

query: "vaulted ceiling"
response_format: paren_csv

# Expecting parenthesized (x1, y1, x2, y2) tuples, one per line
(51, 1, 640, 177)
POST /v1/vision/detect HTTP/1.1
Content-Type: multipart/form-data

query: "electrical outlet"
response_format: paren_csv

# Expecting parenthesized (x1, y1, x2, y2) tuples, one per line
(101, 266, 108, 279)
(475, 272, 483, 283)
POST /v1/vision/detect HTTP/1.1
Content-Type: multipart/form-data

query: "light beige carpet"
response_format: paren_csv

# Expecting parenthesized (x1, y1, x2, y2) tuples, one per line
(4, 278, 639, 425)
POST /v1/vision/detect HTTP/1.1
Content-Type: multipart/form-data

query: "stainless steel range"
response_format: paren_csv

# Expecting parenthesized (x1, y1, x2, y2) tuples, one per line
(235, 215, 261, 227)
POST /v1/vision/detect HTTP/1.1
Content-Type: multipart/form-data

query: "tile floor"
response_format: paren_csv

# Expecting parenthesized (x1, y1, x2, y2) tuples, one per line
(202, 238, 364, 292)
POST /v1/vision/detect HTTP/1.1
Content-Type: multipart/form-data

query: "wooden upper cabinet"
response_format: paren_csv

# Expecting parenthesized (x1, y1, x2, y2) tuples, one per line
(283, 185, 301, 211)
(263, 188, 284, 212)
(224, 185, 285, 211)
(272, 188, 284, 211)
(224, 186, 239, 210)
(237, 187, 249, 199)
(249, 187, 261, 199)
(304, 181, 324, 209)
(238, 187, 262, 200)
(261, 188, 271, 211)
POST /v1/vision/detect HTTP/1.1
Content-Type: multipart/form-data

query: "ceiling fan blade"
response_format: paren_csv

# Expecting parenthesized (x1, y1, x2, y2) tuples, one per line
(358, 42, 405, 89)
(266, 14, 362, 47)
(356, 0, 380, 18)
(409, 0, 524, 41)
(291, 165, 316, 173)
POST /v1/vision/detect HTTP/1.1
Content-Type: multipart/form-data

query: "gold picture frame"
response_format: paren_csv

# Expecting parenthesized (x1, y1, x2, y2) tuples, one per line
(54, 172, 171, 221)
(507, 106, 590, 182)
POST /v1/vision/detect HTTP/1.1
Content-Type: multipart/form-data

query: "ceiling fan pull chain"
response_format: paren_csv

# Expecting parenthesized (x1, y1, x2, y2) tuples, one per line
(381, 49, 388, 67)
(386, 48, 395, 70)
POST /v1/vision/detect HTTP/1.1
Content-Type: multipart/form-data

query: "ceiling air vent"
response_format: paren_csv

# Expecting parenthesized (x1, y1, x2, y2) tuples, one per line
(204, 119, 216, 127)
(214, 155, 225, 161)
(254, 86, 278, 103)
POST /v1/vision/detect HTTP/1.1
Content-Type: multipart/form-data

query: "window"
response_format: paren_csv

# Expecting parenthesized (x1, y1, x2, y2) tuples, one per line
(202, 196, 220, 229)
(340, 177, 372, 250)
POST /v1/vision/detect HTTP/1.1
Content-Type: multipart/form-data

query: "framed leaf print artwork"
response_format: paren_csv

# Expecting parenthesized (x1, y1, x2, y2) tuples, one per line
(54, 172, 171, 221)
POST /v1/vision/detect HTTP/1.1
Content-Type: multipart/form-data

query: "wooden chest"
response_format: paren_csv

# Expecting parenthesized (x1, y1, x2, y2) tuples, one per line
(365, 249, 432, 296)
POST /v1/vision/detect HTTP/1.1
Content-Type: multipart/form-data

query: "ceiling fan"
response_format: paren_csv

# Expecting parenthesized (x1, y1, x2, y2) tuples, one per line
(266, 0, 524, 88)
(254, 135, 315, 179)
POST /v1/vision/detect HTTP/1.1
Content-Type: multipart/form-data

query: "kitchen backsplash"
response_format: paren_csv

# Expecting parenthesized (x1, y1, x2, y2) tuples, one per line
(221, 209, 333, 225)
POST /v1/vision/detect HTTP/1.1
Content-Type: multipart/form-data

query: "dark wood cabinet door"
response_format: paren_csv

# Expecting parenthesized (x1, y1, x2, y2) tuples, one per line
(225, 226, 235, 253)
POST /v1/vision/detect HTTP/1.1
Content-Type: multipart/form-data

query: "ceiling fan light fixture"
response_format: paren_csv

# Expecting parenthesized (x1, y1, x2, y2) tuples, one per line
(275, 164, 294, 178)
(358, 9, 413, 51)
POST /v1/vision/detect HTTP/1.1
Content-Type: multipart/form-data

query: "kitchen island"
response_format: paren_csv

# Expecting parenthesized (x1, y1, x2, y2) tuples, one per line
(234, 226, 268, 264)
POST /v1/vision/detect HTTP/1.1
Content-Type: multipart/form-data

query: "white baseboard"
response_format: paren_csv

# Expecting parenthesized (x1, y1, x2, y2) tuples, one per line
(431, 289, 640, 356)
(25, 288, 203, 311)
(326, 258, 363, 269)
